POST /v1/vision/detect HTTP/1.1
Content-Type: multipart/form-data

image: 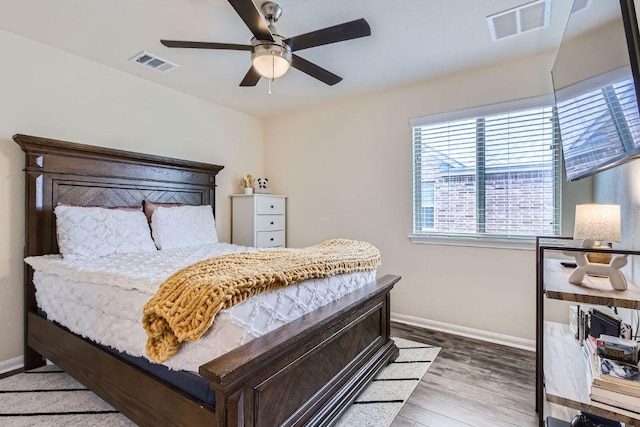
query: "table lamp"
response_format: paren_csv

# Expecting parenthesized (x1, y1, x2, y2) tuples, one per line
(568, 204, 627, 290)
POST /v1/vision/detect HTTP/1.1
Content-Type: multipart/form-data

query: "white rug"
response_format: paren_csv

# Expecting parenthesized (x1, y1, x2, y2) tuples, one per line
(335, 337, 440, 426)
(0, 337, 439, 426)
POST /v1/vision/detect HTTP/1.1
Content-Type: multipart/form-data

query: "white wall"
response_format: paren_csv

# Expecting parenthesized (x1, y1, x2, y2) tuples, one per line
(264, 51, 592, 342)
(0, 29, 263, 364)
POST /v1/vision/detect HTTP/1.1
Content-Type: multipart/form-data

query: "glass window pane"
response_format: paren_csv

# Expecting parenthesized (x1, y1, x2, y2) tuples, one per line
(413, 105, 560, 238)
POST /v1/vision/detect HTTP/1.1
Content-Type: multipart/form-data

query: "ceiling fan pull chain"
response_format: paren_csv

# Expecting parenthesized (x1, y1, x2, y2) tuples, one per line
(268, 55, 275, 95)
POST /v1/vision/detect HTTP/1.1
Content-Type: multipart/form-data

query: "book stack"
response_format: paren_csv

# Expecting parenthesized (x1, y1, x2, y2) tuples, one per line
(581, 309, 640, 413)
(589, 354, 640, 412)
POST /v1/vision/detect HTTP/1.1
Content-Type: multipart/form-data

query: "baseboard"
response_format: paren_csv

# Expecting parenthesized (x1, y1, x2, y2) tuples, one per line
(0, 356, 24, 375)
(391, 313, 535, 352)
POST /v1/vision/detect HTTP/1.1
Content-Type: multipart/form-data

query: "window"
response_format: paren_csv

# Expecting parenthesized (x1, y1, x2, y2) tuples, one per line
(411, 99, 561, 243)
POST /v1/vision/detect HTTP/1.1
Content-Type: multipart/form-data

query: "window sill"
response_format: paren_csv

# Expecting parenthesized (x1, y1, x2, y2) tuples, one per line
(408, 234, 536, 250)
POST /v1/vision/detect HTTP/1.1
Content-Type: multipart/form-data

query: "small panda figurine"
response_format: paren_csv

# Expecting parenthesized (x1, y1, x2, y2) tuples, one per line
(256, 178, 270, 193)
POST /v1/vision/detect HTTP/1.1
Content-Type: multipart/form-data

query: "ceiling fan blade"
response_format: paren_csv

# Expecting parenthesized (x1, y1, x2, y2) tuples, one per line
(285, 18, 371, 52)
(240, 66, 261, 86)
(161, 40, 251, 51)
(291, 54, 342, 86)
(227, 0, 274, 41)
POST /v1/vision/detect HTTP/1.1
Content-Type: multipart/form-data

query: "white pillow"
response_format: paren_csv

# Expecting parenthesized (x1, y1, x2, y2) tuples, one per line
(151, 205, 219, 250)
(55, 205, 157, 259)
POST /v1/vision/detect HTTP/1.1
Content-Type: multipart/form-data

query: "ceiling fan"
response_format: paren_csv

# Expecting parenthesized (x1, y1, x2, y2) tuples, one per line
(160, 0, 371, 87)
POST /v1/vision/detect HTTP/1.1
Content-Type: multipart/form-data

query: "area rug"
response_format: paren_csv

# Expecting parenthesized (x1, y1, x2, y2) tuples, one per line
(335, 337, 440, 427)
(0, 337, 439, 426)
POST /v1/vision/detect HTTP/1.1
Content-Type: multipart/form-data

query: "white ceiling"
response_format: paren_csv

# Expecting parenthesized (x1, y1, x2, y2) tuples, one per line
(1, 0, 582, 118)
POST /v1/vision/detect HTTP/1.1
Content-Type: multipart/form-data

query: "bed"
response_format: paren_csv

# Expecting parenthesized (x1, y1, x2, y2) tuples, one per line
(14, 133, 400, 427)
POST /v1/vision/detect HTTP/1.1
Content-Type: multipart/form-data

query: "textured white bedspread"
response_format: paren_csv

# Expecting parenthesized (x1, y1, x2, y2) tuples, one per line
(25, 243, 376, 373)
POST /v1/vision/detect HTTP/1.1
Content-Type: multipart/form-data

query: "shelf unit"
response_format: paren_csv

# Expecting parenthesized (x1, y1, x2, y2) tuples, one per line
(536, 237, 640, 426)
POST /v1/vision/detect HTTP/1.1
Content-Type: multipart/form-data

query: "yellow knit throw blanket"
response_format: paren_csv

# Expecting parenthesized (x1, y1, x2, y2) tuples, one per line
(142, 239, 381, 363)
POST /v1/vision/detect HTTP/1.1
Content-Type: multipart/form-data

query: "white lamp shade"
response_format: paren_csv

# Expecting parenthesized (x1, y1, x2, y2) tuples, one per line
(252, 54, 290, 79)
(573, 203, 621, 242)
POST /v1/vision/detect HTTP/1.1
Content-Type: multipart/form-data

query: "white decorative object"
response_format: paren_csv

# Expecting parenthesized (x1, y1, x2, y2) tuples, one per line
(151, 205, 218, 250)
(255, 178, 271, 194)
(54, 205, 157, 259)
(231, 194, 286, 248)
(239, 174, 255, 195)
(566, 204, 627, 290)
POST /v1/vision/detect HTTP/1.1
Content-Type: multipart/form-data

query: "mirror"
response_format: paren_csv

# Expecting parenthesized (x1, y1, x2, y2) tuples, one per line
(552, 0, 640, 181)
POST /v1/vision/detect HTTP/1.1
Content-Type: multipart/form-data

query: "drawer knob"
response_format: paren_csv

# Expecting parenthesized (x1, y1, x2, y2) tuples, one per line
(270, 238, 274, 241)
(270, 221, 274, 225)
(270, 205, 274, 208)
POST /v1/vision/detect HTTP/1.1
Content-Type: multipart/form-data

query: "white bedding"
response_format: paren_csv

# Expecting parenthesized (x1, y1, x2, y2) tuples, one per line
(25, 243, 376, 373)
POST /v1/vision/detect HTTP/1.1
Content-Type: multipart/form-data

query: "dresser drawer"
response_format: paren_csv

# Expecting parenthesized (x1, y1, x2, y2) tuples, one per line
(256, 231, 285, 247)
(256, 215, 285, 231)
(256, 197, 285, 215)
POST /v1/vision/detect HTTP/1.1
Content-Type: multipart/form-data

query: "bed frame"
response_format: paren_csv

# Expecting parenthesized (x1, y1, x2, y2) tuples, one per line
(14, 134, 400, 427)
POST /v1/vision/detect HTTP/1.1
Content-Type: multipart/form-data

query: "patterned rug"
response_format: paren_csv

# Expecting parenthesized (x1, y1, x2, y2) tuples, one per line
(0, 338, 439, 426)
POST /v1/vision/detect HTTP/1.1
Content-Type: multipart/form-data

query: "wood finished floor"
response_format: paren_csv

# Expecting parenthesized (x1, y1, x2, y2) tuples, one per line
(1, 324, 540, 426)
(390, 322, 538, 427)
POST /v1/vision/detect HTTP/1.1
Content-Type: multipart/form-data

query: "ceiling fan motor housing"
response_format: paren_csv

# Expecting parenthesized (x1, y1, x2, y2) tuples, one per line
(253, 1, 289, 63)
(251, 31, 291, 58)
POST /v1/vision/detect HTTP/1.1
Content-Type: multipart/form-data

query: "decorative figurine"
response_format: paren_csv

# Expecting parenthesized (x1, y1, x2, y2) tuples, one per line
(256, 178, 271, 194)
(564, 239, 628, 291)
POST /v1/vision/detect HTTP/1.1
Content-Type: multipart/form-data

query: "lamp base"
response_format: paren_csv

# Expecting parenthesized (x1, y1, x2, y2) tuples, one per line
(564, 239, 628, 290)
(586, 251, 612, 264)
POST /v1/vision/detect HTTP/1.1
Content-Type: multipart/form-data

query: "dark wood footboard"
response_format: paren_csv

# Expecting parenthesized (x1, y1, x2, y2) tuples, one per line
(203, 274, 400, 427)
(26, 274, 399, 427)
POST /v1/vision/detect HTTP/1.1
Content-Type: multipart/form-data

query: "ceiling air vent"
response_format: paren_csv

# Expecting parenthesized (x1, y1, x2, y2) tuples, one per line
(130, 51, 178, 73)
(487, 0, 551, 41)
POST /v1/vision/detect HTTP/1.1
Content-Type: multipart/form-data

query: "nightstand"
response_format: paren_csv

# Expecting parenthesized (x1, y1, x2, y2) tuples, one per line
(231, 194, 286, 248)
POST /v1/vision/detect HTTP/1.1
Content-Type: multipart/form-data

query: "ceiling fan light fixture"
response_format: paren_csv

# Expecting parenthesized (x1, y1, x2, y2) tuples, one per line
(251, 42, 292, 79)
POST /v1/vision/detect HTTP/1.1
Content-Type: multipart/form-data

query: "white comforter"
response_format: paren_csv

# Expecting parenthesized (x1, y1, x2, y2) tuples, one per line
(25, 243, 376, 373)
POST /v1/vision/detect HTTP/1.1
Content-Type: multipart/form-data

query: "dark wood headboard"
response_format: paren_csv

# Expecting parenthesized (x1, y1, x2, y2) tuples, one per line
(14, 133, 224, 366)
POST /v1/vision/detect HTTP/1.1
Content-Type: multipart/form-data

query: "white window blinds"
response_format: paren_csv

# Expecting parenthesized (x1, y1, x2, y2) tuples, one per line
(412, 103, 561, 240)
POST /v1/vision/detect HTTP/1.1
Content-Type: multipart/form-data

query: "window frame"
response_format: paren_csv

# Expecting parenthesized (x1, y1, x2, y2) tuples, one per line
(409, 95, 561, 249)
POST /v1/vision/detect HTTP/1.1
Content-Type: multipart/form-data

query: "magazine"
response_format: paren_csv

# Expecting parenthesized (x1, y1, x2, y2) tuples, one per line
(600, 357, 640, 383)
